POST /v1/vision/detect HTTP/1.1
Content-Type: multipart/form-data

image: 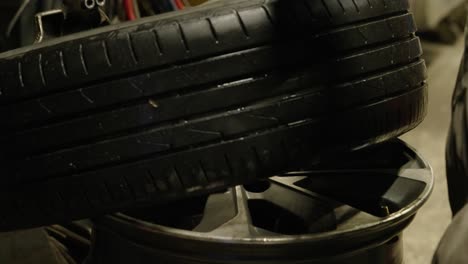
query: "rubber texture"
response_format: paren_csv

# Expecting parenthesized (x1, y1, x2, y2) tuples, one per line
(0, 0, 427, 230)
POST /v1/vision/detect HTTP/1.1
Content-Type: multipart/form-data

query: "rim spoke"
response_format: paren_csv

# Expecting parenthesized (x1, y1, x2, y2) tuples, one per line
(272, 176, 383, 226)
(397, 169, 432, 184)
(333, 205, 381, 231)
(208, 186, 259, 236)
(194, 189, 238, 232)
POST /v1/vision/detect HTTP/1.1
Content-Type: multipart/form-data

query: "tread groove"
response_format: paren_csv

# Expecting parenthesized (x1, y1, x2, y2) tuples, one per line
(234, 10, 250, 38)
(206, 18, 219, 44)
(38, 54, 47, 86)
(303, 1, 316, 20)
(102, 41, 112, 67)
(145, 169, 157, 194)
(357, 27, 369, 42)
(172, 166, 184, 189)
(17, 61, 24, 88)
(82, 189, 94, 209)
(38, 99, 52, 114)
(102, 181, 113, 202)
(122, 176, 135, 200)
(261, 5, 275, 25)
(198, 161, 209, 181)
(197, 162, 209, 184)
(59, 51, 69, 77)
(247, 113, 280, 122)
(352, 0, 360, 13)
(176, 22, 190, 53)
(127, 33, 139, 63)
(152, 30, 164, 55)
(79, 89, 94, 104)
(251, 146, 263, 168)
(78, 44, 89, 75)
(337, 0, 346, 13)
(321, 0, 333, 18)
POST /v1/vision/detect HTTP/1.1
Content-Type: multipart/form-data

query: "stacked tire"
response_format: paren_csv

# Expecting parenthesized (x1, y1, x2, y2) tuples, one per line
(0, 0, 427, 230)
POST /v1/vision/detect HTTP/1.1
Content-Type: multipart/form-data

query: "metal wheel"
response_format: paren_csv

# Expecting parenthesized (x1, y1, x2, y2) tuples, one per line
(91, 140, 433, 264)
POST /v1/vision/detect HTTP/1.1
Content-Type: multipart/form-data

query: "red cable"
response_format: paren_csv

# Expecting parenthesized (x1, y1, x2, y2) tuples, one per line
(123, 0, 136, 21)
(175, 0, 185, 10)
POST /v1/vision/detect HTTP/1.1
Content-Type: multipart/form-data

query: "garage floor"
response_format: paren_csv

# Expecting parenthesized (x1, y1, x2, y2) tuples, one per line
(402, 37, 465, 264)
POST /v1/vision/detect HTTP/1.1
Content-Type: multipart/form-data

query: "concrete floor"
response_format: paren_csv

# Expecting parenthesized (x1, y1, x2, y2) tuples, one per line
(402, 38, 465, 264)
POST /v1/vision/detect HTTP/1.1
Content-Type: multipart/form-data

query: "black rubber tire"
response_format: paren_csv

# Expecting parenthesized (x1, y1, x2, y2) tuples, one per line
(0, 0, 427, 230)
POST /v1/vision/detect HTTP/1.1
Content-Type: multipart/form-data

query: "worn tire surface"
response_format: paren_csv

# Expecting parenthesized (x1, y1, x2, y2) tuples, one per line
(0, 0, 427, 230)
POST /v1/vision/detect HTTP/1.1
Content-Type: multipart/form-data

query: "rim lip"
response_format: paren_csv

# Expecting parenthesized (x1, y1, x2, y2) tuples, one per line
(103, 141, 434, 246)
